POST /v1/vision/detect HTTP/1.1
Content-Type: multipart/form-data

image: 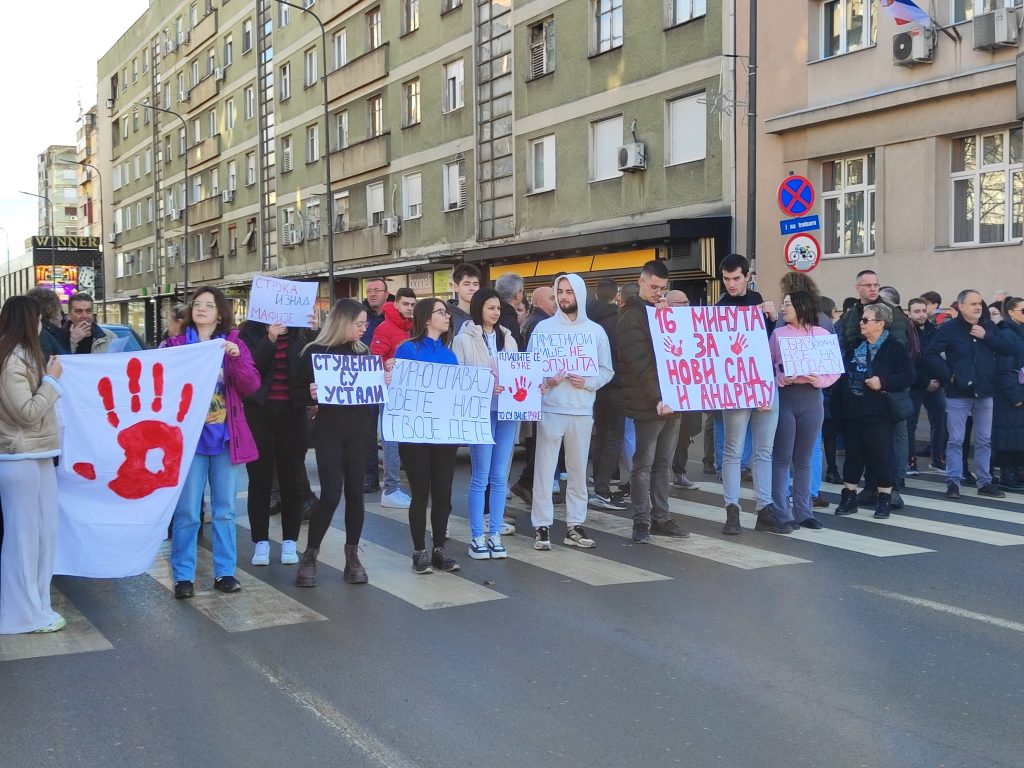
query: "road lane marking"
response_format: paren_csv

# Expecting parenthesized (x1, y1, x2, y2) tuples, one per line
(147, 542, 328, 632)
(819, 479, 1024, 525)
(855, 586, 1024, 634)
(238, 517, 506, 611)
(0, 587, 114, 662)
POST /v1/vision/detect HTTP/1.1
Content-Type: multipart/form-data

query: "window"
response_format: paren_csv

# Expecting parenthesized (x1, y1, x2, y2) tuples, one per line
(333, 192, 349, 231)
(143, 47, 150, 73)
(136, 202, 143, 228)
(211, 168, 219, 196)
(443, 159, 466, 210)
(307, 124, 320, 163)
(228, 225, 238, 255)
(281, 135, 294, 172)
(192, 174, 202, 203)
(207, 47, 216, 76)
(208, 107, 217, 137)
(667, 93, 706, 165)
(133, 110, 140, 132)
(246, 151, 256, 185)
(131, 58, 138, 82)
(192, 117, 202, 144)
(306, 199, 321, 239)
(189, 2, 198, 27)
(244, 86, 255, 119)
(226, 98, 236, 129)
(279, 2, 289, 26)
(590, 116, 623, 181)
(951, 128, 1023, 244)
(114, 207, 123, 234)
(147, 197, 154, 222)
(367, 181, 385, 224)
(403, 0, 420, 33)
(144, 148, 152, 174)
(304, 48, 318, 87)
(227, 160, 238, 191)
(673, 0, 706, 24)
(336, 111, 349, 149)
(242, 20, 253, 53)
(280, 63, 291, 100)
(177, 72, 186, 102)
(822, 153, 876, 256)
(224, 34, 233, 66)
(123, 118, 129, 139)
(403, 173, 422, 219)
(403, 79, 421, 127)
(443, 59, 464, 112)
(125, 207, 132, 230)
(146, 246, 154, 272)
(594, 0, 623, 53)
(143, 100, 150, 124)
(134, 155, 141, 180)
(443, 0, 463, 10)
(366, 8, 382, 51)
(368, 95, 383, 137)
(528, 17, 555, 79)
(191, 59, 200, 87)
(528, 135, 556, 193)
(333, 29, 347, 69)
(178, 127, 187, 156)
(122, 67, 128, 92)
(821, 0, 877, 59)
(162, 83, 171, 109)
(952, 0, 1021, 24)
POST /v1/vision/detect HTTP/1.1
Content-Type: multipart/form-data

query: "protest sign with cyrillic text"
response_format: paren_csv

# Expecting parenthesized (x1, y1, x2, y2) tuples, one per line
(383, 360, 494, 444)
(312, 354, 387, 405)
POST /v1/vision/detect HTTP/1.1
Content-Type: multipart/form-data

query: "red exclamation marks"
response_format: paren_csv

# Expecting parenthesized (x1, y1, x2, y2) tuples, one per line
(127, 357, 142, 413)
(98, 377, 119, 428)
(152, 362, 164, 412)
(177, 383, 194, 423)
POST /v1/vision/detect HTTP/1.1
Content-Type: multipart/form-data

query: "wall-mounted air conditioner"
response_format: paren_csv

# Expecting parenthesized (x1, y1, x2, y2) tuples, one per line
(893, 25, 935, 66)
(383, 216, 400, 236)
(222, 188, 235, 202)
(617, 143, 647, 172)
(974, 8, 1019, 51)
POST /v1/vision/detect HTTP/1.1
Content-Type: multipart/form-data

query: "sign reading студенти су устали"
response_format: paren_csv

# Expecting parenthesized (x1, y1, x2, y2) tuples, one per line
(647, 306, 775, 412)
(312, 354, 387, 405)
(382, 360, 495, 444)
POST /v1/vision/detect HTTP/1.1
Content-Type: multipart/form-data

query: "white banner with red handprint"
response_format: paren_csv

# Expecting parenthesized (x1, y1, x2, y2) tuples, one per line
(53, 341, 226, 577)
(496, 351, 542, 421)
(647, 306, 775, 412)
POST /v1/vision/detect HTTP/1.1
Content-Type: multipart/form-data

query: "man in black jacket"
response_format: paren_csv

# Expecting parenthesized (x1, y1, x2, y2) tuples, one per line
(360, 277, 390, 346)
(907, 297, 946, 471)
(924, 289, 1011, 499)
(587, 278, 627, 511)
(837, 270, 908, 356)
(494, 272, 524, 348)
(617, 260, 688, 542)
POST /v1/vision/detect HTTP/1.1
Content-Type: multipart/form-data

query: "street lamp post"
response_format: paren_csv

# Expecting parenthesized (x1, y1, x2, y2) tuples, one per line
(273, 0, 336, 304)
(20, 190, 55, 296)
(58, 159, 106, 320)
(136, 101, 190, 303)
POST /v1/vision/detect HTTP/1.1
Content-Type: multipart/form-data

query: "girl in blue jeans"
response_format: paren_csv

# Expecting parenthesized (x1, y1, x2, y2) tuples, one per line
(452, 289, 518, 560)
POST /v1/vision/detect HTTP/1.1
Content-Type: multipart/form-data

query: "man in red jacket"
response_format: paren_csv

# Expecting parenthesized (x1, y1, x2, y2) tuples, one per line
(370, 288, 416, 507)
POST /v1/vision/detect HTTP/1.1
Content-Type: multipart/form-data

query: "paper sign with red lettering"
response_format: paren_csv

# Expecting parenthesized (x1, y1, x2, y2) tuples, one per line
(647, 306, 775, 412)
(777, 334, 844, 377)
(246, 274, 318, 327)
(529, 331, 600, 377)
(496, 351, 542, 421)
(53, 341, 226, 577)
(383, 360, 495, 444)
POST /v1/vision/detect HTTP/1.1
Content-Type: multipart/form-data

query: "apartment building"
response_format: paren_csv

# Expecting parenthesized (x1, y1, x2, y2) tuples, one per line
(738, 0, 1023, 307)
(37, 145, 80, 236)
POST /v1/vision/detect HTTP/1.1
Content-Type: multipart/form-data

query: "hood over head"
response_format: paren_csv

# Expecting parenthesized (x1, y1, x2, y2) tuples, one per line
(551, 273, 589, 325)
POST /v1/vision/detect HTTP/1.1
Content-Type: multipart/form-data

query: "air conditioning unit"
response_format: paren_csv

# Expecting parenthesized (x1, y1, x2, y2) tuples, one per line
(892, 25, 935, 66)
(282, 222, 293, 245)
(222, 188, 235, 202)
(974, 8, 1019, 51)
(177, 31, 190, 46)
(170, 208, 181, 221)
(290, 226, 304, 245)
(105, 98, 115, 109)
(169, 40, 179, 53)
(179, 89, 191, 103)
(108, 232, 118, 244)
(617, 142, 647, 172)
(215, 67, 225, 81)
(383, 216, 400, 236)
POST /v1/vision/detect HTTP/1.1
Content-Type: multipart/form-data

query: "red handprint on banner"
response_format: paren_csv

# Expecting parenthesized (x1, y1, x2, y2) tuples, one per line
(73, 357, 195, 500)
(729, 334, 749, 355)
(509, 376, 530, 402)
(663, 338, 684, 357)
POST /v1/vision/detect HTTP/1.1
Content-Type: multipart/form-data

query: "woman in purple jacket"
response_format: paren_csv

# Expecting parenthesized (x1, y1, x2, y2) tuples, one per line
(165, 286, 260, 599)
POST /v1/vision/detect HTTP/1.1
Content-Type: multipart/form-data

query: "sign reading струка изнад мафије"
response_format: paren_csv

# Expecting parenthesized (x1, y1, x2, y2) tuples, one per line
(647, 305, 775, 412)
(246, 275, 318, 327)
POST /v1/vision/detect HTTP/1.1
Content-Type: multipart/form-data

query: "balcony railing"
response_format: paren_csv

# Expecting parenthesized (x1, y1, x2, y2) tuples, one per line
(327, 43, 388, 102)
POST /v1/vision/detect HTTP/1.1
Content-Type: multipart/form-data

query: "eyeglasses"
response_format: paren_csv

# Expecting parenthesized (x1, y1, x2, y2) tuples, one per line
(192, 301, 217, 310)
(781, 301, 793, 308)
(353, 320, 368, 328)
(858, 282, 880, 289)
(432, 308, 450, 317)
(859, 317, 879, 325)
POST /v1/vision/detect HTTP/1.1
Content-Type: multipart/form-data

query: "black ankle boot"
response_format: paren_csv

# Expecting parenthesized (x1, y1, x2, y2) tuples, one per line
(874, 492, 892, 519)
(835, 488, 858, 516)
(295, 547, 319, 587)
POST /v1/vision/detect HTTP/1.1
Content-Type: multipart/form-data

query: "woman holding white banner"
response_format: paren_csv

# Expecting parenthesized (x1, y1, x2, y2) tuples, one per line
(0, 296, 65, 633)
(393, 298, 461, 575)
(296, 299, 376, 587)
(769, 291, 840, 530)
(165, 287, 260, 599)
(452, 288, 515, 560)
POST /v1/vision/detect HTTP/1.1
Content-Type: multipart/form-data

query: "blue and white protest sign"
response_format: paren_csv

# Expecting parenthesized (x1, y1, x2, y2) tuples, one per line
(246, 275, 318, 327)
(312, 354, 387, 405)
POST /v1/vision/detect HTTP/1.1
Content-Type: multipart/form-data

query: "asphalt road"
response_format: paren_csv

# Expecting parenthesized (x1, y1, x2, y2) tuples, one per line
(2, 453, 1023, 768)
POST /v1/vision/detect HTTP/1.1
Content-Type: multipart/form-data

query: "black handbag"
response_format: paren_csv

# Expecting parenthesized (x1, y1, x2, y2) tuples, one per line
(882, 389, 915, 422)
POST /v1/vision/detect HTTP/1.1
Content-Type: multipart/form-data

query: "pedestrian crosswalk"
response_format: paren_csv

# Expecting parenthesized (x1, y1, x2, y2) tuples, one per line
(0, 587, 113, 663)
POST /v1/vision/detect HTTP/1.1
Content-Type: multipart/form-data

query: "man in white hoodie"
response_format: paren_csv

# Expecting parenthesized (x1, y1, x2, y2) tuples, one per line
(528, 274, 614, 550)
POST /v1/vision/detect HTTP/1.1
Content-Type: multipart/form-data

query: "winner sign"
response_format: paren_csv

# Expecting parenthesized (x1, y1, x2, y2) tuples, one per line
(647, 306, 775, 412)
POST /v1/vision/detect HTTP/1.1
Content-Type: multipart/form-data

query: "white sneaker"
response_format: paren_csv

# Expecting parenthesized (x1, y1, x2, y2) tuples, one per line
(499, 521, 515, 535)
(251, 540, 270, 566)
(281, 540, 299, 565)
(381, 489, 412, 508)
(487, 534, 508, 559)
(468, 536, 490, 560)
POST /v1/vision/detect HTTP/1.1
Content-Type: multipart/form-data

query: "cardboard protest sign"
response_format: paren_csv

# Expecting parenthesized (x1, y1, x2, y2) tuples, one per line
(246, 275, 318, 327)
(776, 333, 844, 377)
(648, 306, 775, 412)
(383, 360, 494, 444)
(496, 351, 542, 421)
(529, 330, 600, 377)
(312, 354, 387, 405)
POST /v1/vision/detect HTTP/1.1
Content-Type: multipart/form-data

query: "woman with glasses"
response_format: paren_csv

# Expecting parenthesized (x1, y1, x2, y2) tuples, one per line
(165, 287, 260, 599)
(993, 297, 1024, 491)
(833, 304, 913, 520)
(769, 291, 840, 530)
(393, 298, 461, 575)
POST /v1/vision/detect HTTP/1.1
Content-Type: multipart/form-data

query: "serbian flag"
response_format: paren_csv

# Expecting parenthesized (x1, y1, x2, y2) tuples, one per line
(880, 0, 932, 26)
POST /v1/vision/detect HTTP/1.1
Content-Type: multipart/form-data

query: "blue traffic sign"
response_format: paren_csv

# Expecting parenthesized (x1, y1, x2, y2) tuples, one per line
(777, 175, 816, 217)
(779, 215, 821, 236)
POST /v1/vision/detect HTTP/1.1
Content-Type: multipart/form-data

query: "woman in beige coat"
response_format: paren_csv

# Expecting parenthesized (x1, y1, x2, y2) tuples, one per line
(0, 296, 65, 634)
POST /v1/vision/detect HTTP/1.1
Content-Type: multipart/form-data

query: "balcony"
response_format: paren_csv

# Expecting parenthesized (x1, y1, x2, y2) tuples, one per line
(334, 226, 390, 260)
(329, 133, 389, 181)
(187, 134, 221, 169)
(167, 256, 223, 284)
(327, 43, 388, 102)
(187, 72, 219, 110)
(189, 10, 217, 50)
(317, 0, 363, 23)
(189, 195, 222, 226)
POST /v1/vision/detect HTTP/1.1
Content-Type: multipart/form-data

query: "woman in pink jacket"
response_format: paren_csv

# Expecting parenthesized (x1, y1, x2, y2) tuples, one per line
(165, 286, 260, 599)
(769, 291, 840, 530)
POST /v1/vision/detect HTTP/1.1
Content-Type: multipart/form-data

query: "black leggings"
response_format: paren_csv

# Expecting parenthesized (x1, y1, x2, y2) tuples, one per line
(842, 419, 896, 489)
(400, 443, 457, 551)
(306, 412, 373, 548)
(245, 401, 309, 543)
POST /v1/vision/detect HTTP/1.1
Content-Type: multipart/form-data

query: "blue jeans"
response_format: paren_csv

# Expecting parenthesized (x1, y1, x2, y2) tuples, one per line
(723, 401, 779, 509)
(171, 449, 239, 582)
(468, 416, 518, 538)
(379, 412, 402, 495)
(714, 413, 751, 471)
(946, 397, 994, 487)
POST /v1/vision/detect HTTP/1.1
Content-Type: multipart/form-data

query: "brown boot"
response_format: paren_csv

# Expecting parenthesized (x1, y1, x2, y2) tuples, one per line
(343, 544, 368, 584)
(295, 547, 318, 587)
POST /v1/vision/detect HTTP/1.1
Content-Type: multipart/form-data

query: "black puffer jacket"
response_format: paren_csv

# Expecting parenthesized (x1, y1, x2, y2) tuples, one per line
(837, 298, 908, 356)
(587, 299, 620, 389)
(923, 314, 1011, 399)
(616, 296, 664, 420)
(836, 336, 914, 422)
(993, 322, 1024, 452)
(239, 321, 314, 406)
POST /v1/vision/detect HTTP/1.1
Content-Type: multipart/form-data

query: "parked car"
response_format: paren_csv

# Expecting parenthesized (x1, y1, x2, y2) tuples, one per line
(100, 324, 147, 351)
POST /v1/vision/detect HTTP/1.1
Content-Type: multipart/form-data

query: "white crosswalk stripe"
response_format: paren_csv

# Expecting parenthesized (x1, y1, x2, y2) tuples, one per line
(822, 479, 1024, 526)
(0, 586, 114, 662)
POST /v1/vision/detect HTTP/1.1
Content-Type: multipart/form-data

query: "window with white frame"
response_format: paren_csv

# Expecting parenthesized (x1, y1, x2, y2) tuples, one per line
(143, 47, 150, 73)
(207, 47, 216, 76)
(191, 117, 201, 144)
(163, 83, 171, 109)
(336, 111, 349, 148)
(133, 110, 140, 132)
(246, 151, 256, 185)
(178, 182, 187, 210)
(280, 63, 291, 100)
(113, 165, 122, 190)
(528, 17, 555, 79)
(165, 189, 174, 216)
(243, 20, 253, 52)
(226, 98, 236, 129)
(137, 202, 143, 228)
(367, 181, 385, 225)
(368, 95, 383, 137)
(208, 107, 217, 137)
(403, 173, 422, 219)
(403, 79, 421, 127)
(132, 58, 138, 82)
(306, 124, 320, 163)
(134, 155, 141, 180)
(125, 206, 132, 230)
(367, 8, 382, 51)
(593, 0, 623, 54)
(147, 197, 154, 222)
(590, 115, 623, 181)
(279, 2, 289, 26)
(281, 135, 294, 172)
(192, 174, 202, 203)
(136, 245, 144, 274)
(333, 29, 347, 69)
(114, 207, 123, 234)
(951, 127, 1023, 245)
(443, 159, 466, 210)
(443, 0, 463, 10)
(123, 117, 129, 139)
(179, 127, 187, 155)
(667, 93, 706, 165)
(191, 59, 200, 87)
(673, 0, 706, 24)
(822, 153, 876, 256)
(245, 86, 255, 119)
(821, 0, 877, 59)
(333, 191, 349, 231)
(306, 199, 321, 239)
(304, 48, 318, 87)
(189, 2, 198, 27)
(227, 160, 238, 191)
(952, 0, 1023, 24)
(443, 59, 464, 112)
(528, 135, 556, 193)
(404, 0, 420, 33)
(211, 168, 219, 196)
(224, 34, 233, 66)
(145, 148, 153, 174)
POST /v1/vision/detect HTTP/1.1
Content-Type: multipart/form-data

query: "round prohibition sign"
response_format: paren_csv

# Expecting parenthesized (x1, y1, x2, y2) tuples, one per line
(777, 175, 815, 217)
(784, 233, 821, 273)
